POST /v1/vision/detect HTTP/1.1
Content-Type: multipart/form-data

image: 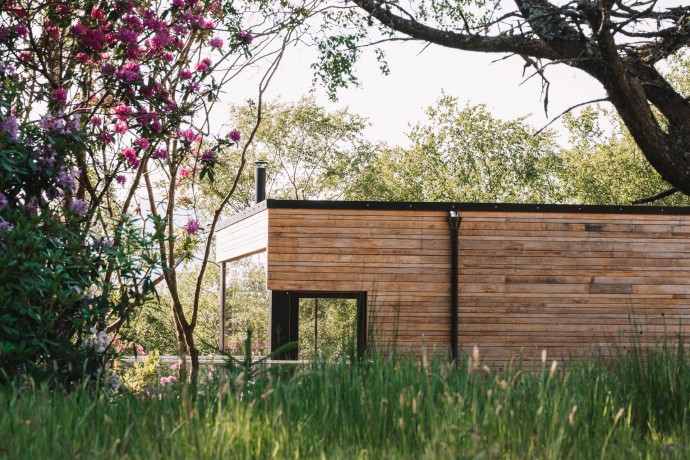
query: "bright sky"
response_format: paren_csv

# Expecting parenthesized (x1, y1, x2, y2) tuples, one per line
(261, 39, 608, 147)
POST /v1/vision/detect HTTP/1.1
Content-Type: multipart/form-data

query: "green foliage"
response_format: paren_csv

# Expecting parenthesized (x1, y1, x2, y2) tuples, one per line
(4, 342, 690, 458)
(120, 351, 162, 395)
(348, 94, 563, 203)
(123, 261, 222, 356)
(560, 107, 690, 206)
(0, 83, 157, 384)
(198, 96, 376, 215)
(224, 254, 269, 354)
(298, 298, 357, 360)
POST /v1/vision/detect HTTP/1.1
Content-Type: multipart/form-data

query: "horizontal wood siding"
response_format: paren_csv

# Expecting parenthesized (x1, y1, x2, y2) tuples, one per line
(459, 211, 690, 367)
(253, 206, 690, 364)
(267, 208, 452, 354)
(216, 209, 268, 262)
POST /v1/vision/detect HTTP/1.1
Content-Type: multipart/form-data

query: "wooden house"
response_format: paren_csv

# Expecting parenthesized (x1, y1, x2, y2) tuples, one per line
(216, 199, 690, 365)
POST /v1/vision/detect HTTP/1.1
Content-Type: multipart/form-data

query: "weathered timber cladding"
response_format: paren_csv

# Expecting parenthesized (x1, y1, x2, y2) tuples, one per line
(218, 202, 690, 366)
(458, 211, 690, 365)
(267, 208, 452, 353)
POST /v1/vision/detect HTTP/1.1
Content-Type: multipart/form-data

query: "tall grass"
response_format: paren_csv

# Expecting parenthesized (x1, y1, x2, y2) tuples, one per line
(3, 341, 690, 459)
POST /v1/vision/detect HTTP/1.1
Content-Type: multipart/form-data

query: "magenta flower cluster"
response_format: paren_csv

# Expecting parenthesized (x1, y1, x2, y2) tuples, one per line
(185, 219, 200, 235)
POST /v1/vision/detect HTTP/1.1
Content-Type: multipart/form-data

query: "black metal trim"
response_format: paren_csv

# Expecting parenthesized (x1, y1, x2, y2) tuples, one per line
(220, 261, 226, 352)
(217, 199, 690, 232)
(263, 199, 690, 215)
(269, 291, 367, 360)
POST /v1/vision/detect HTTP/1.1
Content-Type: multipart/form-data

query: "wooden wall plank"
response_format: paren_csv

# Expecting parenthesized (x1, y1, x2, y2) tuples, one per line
(261, 207, 690, 364)
(216, 209, 268, 262)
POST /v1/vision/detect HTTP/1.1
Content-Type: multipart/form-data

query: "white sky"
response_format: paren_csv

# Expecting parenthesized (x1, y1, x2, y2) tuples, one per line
(258, 40, 608, 147)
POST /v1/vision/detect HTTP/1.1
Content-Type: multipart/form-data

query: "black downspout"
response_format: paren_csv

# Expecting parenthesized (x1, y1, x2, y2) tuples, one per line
(448, 211, 461, 362)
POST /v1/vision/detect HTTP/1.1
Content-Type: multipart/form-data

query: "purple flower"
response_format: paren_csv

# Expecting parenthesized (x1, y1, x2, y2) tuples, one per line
(70, 199, 89, 216)
(100, 62, 115, 75)
(236, 30, 253, 44)
(0, 219, 13, 233)
(114, 62, 141, 84)
(185, 219, 200, 235)
(58, 168, 78, 192)
(0, 115, 19, 142)
(179, 68, 192, 80)
(117, 28, 139, 44)
(228, 130, 241, 142)
(153, 148, 169, 160)
(13, 24, 29, 37)
(89, 116, 103, 126)
(116, 175, 127, 185)
(200, 150, 214, 162)
(51, 88, 67, 103)
(0, 192, 8, 210)
(134, 137, 150, 149)
(208, 36, 223, 49)
(100, 131, 113, 144)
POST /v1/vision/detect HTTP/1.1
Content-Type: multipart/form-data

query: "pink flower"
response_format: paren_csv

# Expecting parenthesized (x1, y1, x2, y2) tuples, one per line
(160, 376, 177, 385)
(112, 103, 132, 121)
(195, 58, 211, 72)
(229, 130, 241, 142)
(114, 120, 128, 133)
(179, 68, 192, 80)
(89, 116, 103, 126)
(208, 36, 223, 48)
(51, 88, 67, 103)
(116, 175, 127, 185)
(122, 147, 140, 168)
(185, 219, 200, 235)
(179, 168, 190, 178)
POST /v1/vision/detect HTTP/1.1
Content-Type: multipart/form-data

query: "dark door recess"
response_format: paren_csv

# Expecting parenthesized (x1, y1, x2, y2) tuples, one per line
(269, 291, 367, 360)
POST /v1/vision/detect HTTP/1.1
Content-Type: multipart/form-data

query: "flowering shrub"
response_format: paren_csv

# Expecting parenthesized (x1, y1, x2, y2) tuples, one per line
(0, 0, 304, 385)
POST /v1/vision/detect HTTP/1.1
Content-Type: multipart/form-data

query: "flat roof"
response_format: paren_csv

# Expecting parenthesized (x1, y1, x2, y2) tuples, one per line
(216, 199, 690, 231)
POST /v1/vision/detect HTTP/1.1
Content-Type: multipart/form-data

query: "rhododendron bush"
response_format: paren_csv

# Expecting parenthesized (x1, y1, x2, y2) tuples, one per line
(0, 0, 312, 385)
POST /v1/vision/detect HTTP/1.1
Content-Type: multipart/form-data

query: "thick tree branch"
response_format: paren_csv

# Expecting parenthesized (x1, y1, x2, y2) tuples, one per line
(631, 187, 678, 205)
(352, 0, 560, 60)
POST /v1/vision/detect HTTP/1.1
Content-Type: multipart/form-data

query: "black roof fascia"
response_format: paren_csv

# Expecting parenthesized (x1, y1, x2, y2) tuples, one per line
(216, 199, 690, 230)
(265, 199, 690, 215)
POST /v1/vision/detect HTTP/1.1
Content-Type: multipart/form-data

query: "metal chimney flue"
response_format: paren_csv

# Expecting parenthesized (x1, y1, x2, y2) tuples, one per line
(255, 160, 268, 203)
